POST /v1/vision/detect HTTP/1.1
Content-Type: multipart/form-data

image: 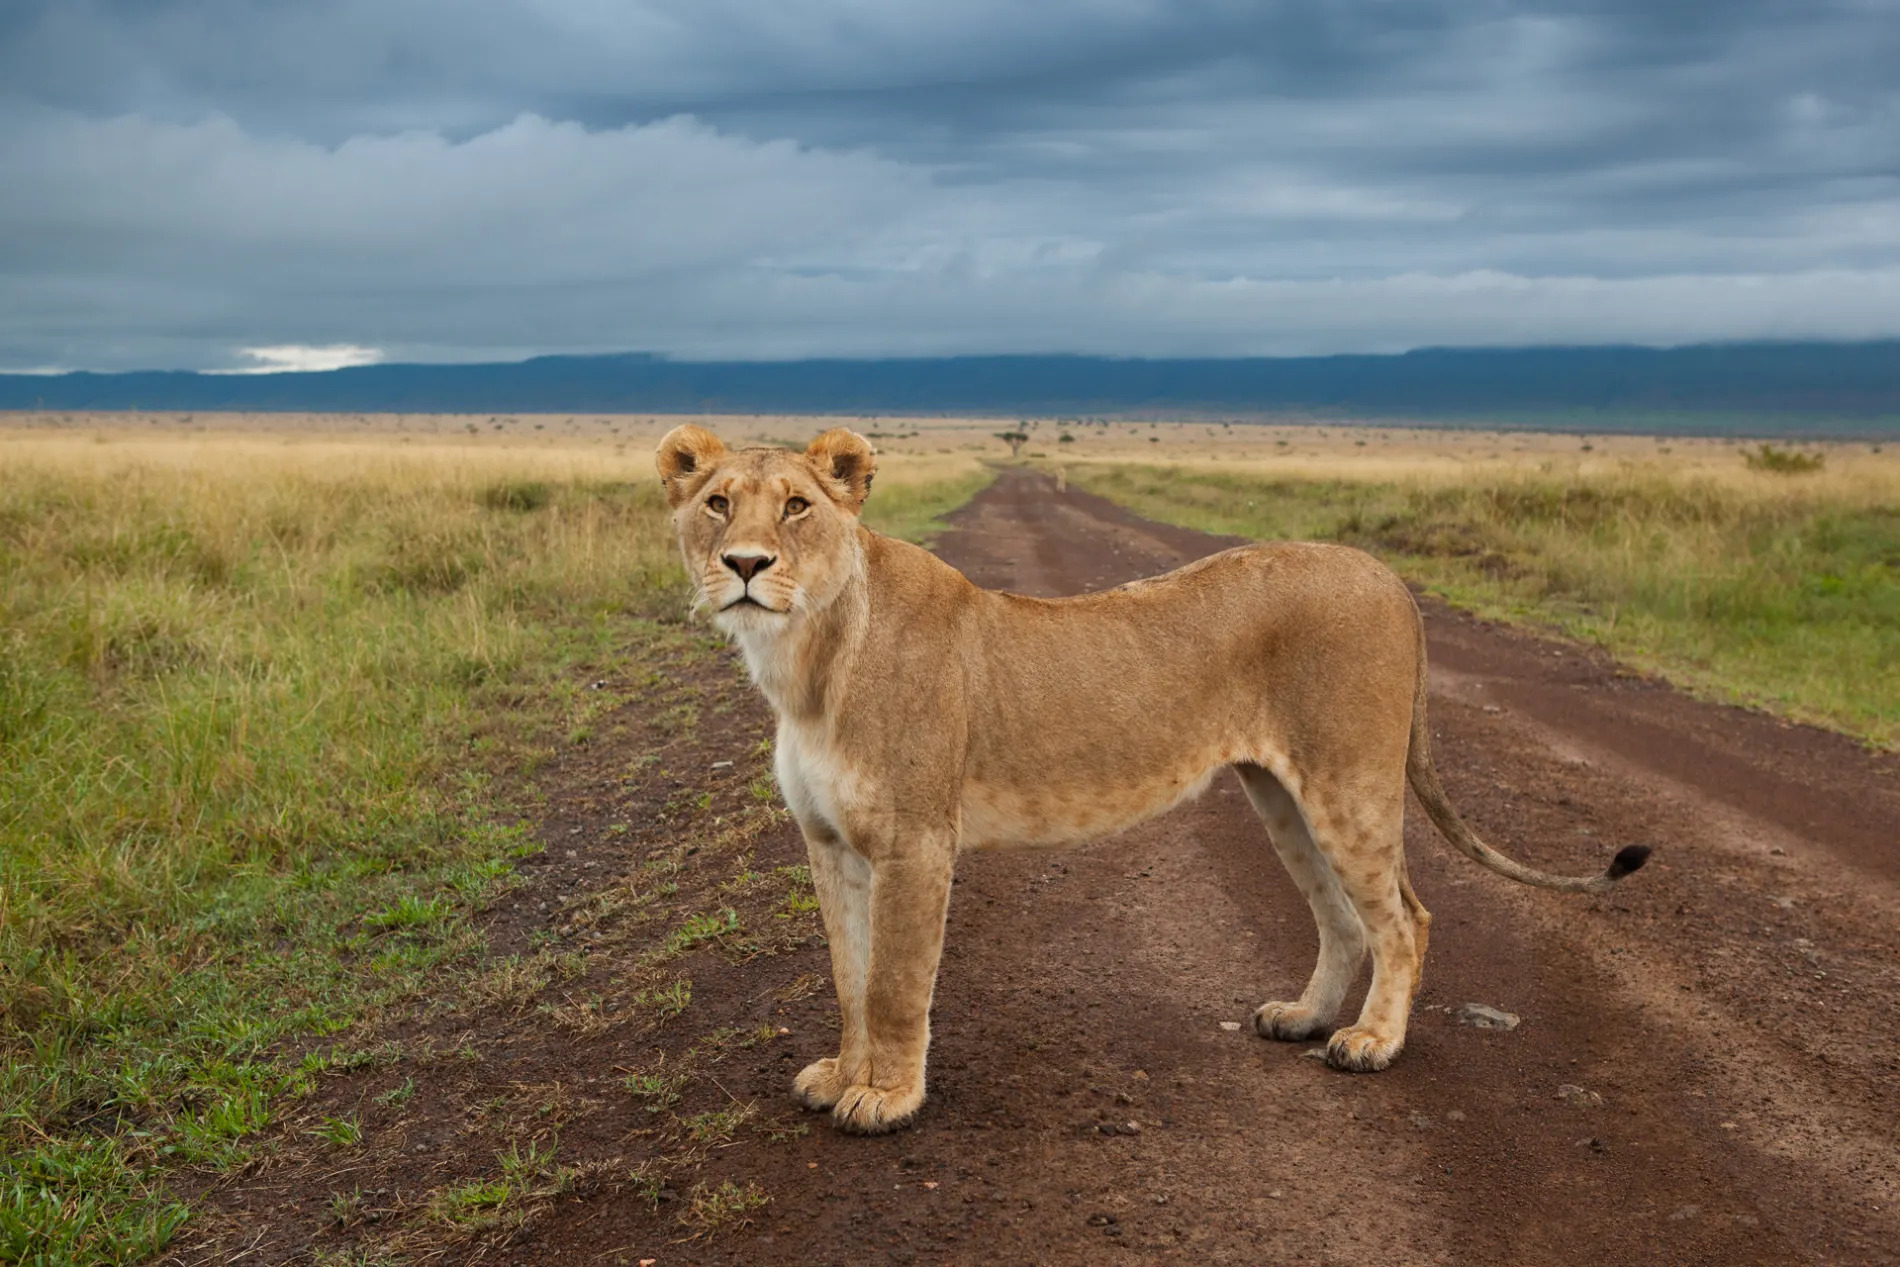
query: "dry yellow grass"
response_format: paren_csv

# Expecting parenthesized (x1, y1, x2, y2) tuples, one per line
(1039, 422, 1897, 496)
(11, 406, 1882, 471)
(1058, 435, 1899, 747)
(0, 423, 991, 538)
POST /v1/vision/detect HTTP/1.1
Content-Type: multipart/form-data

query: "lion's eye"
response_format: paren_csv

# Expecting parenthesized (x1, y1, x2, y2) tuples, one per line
(784, 497, 810, 517)
(706, 494, 729, 515)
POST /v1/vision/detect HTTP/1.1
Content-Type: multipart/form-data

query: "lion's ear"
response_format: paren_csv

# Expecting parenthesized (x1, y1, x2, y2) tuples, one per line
(804, 429, 877, 513)
(655, 425, 727, 507)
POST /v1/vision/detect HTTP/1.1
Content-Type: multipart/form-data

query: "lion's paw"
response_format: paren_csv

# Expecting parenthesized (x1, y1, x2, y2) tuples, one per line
(832, 1082, 924, 1135)
(1324, 1026, 1401, 1073)
(1253, 1001, 1330, 1042)
(792, 1057, 852, 1111)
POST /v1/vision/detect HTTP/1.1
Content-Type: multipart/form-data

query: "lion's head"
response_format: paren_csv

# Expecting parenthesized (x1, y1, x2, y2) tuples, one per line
(656, 426, 877, 634)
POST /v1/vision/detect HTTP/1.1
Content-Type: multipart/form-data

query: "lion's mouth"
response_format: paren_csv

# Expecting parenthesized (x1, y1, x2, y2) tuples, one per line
(720, 594, 783, 613)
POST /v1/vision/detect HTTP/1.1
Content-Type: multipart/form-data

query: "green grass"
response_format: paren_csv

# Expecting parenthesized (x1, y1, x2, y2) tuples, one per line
(0, 440, 687, 1262)
(423, 1138, 575, 1233)
(678, 1178, 769, 1238)
(680, 1101, 756, 1145)
(307, 1114, 363, 1148)
(631, 978, 693, 1020)
(0, 433, 990, 1262)
(375, 1077, 415, 1108)
(1071, 461, 1900, 747)
(659, 908, 742, 959)
(623, 1069, 689, 1113)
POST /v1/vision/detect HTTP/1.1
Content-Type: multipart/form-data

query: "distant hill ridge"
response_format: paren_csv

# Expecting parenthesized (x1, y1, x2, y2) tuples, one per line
(4, 342, 1898, 434)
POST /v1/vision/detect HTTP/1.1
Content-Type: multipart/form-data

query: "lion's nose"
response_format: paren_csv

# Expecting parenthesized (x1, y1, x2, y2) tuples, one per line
(722, 552, 776, 583)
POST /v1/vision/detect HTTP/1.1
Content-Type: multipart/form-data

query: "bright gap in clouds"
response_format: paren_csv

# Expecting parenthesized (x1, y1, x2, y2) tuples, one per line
(219, 345, 386, 374)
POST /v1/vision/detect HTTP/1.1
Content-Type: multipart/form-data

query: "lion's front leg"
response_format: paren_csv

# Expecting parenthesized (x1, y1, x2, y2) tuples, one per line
(795, 830, 872, 1112)
(830, 846, 955, 1135)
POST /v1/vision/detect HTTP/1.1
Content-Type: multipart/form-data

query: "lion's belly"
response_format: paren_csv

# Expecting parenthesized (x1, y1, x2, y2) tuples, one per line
(776, 712, 1251, 853)
(958, 759, 1225, 850)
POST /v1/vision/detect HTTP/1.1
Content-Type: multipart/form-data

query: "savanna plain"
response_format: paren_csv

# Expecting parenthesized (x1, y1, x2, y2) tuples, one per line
(1, 411, 1895, 1265)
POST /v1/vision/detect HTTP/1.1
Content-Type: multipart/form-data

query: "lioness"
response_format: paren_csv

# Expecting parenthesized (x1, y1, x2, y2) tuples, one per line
(657, 426, 1648, 1135)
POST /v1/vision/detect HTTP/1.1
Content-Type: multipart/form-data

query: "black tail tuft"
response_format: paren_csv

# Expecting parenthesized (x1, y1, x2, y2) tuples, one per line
(1606, 844, 1652, 880)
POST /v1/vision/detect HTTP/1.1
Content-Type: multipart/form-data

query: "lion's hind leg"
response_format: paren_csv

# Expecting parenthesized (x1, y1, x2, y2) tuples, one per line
(1303, 776, 1426, 1073)
(1234, 763, 1365, 1043)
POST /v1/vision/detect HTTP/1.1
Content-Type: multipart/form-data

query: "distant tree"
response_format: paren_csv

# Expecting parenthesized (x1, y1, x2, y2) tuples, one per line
(995, 430, 1030, 458)
(1058, 432, 1076, 443)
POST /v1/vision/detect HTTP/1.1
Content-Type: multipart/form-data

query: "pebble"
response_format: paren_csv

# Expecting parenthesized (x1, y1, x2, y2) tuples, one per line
(1556, 1084, 1604, 1108)
(1454, 1003, 1521, 1031)
(1219, 1020, 1242, 1032)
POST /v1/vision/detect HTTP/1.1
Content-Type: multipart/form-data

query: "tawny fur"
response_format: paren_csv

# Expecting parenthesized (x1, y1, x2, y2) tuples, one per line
(656, 426, 1647, 1135)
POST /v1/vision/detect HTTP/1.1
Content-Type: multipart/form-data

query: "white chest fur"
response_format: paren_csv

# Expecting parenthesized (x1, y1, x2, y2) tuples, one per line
(772, 716, 864, 845)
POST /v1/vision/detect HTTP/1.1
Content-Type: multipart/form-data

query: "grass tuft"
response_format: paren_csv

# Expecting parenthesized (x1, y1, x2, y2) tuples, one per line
(632, 977, 693, 1020)
(480, 480, 553, 512)
(308, 1114, 363, 1148)
(678, 1178, 769, 1238)
(680, 1101, 757, 1145)
(1743, 442, 1825, 474)
(624, 1068, 690, 1113)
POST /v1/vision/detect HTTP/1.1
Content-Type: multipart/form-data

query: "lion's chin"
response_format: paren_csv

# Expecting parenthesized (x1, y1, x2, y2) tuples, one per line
(712, 599, 792, 635)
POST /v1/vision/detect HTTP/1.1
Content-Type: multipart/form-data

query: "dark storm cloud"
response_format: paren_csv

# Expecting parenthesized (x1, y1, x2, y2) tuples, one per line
(2, 1, 1897, 370)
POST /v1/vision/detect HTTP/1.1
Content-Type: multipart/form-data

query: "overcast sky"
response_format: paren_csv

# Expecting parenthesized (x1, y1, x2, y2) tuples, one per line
(3, 1, 1899, 371)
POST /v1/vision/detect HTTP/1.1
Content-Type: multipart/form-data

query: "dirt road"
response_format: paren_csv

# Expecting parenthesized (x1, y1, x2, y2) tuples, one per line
(178, 469, 1899, 1267)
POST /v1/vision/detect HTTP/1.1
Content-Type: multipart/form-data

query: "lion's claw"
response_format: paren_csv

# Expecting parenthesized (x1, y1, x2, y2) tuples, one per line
(832, 1082, 925, 1135)
(793, 1057, 850, 1111)
(1324, 1025, 1402, 1072)
(1253, 1001, 1331, 1041)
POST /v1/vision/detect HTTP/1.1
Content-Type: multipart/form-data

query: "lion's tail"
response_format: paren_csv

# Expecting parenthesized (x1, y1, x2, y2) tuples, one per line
(1404, 604, 1649, 895)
